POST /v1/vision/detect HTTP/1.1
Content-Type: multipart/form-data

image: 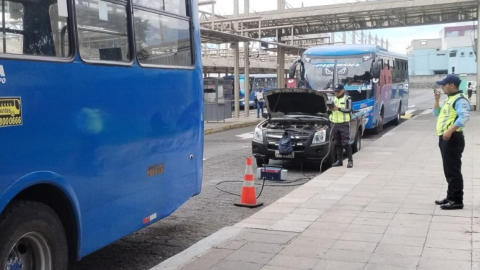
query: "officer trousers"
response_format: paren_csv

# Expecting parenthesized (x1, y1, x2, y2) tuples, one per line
(439, 132, 465, 203)
(332, 122, 353, 162)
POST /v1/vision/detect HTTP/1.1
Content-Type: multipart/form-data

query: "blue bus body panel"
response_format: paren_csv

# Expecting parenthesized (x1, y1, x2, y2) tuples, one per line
(0, 1, 204, 259)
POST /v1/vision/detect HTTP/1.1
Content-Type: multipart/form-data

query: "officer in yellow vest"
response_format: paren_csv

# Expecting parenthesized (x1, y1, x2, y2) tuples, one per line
(330, 84, 353, 168)
(433, 74, 470, 210)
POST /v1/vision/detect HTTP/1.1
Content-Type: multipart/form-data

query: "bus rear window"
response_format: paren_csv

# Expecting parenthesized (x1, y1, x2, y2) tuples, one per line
(0, 0, 71, 57)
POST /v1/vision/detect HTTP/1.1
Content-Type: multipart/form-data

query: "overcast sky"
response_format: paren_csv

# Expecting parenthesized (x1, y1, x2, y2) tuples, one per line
(199, 0, 476, 54)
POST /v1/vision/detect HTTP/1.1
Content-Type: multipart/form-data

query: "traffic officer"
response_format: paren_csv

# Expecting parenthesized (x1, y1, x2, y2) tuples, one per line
(433, 74, 470, 210)
(330, 84, 353, 168)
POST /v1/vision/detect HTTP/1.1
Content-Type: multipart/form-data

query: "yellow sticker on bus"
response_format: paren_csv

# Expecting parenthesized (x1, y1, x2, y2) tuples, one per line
(0, 97, 22, 127)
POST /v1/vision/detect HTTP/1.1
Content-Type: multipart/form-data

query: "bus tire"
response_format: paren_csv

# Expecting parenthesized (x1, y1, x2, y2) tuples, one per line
(0, 200, 68, 270)
(374, 108, 384, 134)
(393, 105, 401, 126)
(352, 130, 361, 153)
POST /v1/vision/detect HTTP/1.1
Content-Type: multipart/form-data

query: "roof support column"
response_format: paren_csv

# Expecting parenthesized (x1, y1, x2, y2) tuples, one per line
(234, 42, 240, 118)
(277, 29, 285, 89)
(244, 43, 250, 117)
(476, 1, 480, 110)
(277, 47, 285, 89)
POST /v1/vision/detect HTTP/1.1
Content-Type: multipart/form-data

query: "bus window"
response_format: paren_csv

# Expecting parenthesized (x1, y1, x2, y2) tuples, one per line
(0, 2, 24, 54)
(164, 0, 187, 16)
(49, 3, 71, 57)
(134, 10, 192, 67)
(0, 0, 71, 57)
(132, 0, 186, 16)
(76, 0, 131, 62)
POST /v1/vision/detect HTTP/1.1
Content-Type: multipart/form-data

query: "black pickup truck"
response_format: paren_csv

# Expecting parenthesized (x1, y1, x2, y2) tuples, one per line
(251, 88, 365, 168)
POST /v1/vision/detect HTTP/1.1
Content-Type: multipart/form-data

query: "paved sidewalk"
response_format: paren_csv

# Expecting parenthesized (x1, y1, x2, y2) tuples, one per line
(204, 111, 261, 135)
(160, 111, 480, 270)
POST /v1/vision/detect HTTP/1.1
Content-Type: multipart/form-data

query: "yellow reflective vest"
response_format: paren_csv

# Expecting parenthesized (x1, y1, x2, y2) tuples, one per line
(330, 95, 351, 124)
(436, 93, 466, 136)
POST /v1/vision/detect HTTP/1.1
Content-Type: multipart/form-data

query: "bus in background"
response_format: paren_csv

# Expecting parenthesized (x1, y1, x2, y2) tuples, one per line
(224, 74, 285, 109)
(0, 0, 203, 268)
(290, 44, 409, 133)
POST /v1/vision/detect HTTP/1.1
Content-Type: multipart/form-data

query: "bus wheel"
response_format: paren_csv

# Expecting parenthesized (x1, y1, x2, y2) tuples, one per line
(393, 105, 401, 126)
(0, 201, 68, 270)
(374, 110, 384, 134)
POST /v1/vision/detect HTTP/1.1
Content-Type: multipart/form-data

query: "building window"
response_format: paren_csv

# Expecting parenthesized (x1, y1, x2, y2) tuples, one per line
(460, 52, 465, 57)
(420, 40, 427, 45)
(452, 67, 455, 74)
(470, 52, 474, 57)
(449, 50, 457, 57)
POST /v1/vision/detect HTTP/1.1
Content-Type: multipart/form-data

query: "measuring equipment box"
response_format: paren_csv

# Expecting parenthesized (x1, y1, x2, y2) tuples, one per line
(256, 166, 288, 181)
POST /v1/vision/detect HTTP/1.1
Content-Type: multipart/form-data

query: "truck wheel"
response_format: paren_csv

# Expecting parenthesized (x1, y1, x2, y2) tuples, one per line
(322, 141, 336, 170)
(0, 201, 68, 270)
(256, 158, 269, 167)
(352, 130, 361, 153)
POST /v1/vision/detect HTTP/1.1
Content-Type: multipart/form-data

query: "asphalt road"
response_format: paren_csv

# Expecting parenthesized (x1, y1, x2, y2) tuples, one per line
(70, 88, 433, 270)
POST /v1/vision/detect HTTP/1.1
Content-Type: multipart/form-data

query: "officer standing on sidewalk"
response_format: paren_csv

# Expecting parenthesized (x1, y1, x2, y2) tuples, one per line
(433, 74, 470, 210)
(330, 84, 354, 168)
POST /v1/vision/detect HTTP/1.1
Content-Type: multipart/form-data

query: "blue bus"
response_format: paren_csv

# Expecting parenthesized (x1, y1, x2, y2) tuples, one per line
(224, 74, 281, 108)
(0, 0, 203, 268)
(290, 44, 409, 133)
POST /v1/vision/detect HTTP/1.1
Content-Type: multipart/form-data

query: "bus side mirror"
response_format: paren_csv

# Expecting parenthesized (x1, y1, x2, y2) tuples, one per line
(371, 60, 381, 79)
(289, 60, 305, 81)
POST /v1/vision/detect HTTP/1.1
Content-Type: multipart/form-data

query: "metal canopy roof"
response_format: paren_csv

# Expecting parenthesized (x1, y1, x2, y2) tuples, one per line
(202, 57, 288, 73)
(200, 29, 307, 55)
(200, 0, 478, 39)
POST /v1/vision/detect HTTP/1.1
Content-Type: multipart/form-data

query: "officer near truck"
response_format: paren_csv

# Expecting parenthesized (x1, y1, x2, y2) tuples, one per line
(330, 84, 354, 168)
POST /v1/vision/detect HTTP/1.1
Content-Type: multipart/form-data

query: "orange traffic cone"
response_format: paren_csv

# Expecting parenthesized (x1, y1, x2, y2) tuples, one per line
(234, 157, 263, 208)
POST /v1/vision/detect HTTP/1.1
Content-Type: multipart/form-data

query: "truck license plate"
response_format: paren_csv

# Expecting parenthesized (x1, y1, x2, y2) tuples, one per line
(275, 151, 294, 158)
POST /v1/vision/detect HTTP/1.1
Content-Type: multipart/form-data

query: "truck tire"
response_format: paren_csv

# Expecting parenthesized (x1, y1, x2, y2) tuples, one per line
(0, 200, 68, 270)
(256, 158, 269, 167)
(322, 141, 336, 170)
(352, 130, 362, 153)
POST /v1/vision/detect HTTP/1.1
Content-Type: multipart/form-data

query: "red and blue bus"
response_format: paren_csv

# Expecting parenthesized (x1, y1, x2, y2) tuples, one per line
(0, 0, 203, 268)
(290, 44, 409, 133)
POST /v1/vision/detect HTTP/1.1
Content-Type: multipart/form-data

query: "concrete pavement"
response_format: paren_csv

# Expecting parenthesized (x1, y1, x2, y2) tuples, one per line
(160, 110, 480, 270)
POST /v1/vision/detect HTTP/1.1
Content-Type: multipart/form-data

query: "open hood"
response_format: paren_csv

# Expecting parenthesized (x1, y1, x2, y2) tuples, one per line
(264, 88, 328, 115)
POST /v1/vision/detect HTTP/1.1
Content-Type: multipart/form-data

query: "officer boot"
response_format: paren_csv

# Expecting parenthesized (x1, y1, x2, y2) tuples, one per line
(345, 145, 353, 168)
(332, 145, 343, 167)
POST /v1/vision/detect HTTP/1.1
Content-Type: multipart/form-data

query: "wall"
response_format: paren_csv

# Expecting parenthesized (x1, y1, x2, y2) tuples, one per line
(408, 49, 448, 76)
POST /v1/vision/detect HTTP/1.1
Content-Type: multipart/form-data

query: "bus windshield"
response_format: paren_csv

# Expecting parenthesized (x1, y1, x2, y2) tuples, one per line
(304, 55, 374, 90)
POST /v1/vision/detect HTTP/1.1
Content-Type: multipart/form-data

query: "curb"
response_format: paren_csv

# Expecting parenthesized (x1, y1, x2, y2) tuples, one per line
(204, 120, 262, 135)
(150, 226, 244, 270)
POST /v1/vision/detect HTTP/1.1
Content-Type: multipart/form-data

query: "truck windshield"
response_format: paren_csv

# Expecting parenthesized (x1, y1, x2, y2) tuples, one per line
(304, 55, 374, 90)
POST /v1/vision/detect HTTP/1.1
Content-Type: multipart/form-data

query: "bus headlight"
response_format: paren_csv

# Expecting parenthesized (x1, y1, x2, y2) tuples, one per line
(253, 127, 263, 143)
(312, 129, 326, 145)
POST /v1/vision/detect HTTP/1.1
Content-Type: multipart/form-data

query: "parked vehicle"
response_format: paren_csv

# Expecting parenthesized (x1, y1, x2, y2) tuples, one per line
(251, 89, 365, 168)
(0, 0, 203, 268)
(290, 44, 409, 133)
